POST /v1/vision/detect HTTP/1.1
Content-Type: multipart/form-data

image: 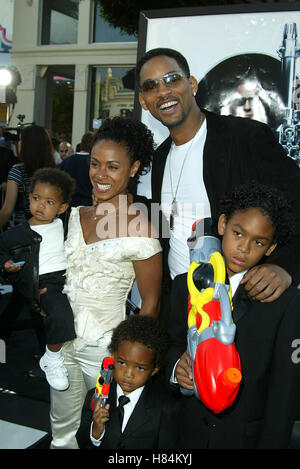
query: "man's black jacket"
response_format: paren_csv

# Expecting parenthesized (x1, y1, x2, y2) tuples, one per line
(151, 109, 300, 285)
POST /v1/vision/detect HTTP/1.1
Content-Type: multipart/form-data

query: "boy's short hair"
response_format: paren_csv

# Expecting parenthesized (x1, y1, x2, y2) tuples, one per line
(30, 168, 76, 203)
(219, 182, 296, 246)
(108, 315, 167, 369)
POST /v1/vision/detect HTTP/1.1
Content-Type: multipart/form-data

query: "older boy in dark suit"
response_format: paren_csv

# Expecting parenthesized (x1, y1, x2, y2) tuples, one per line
(166, 183, 300, 449)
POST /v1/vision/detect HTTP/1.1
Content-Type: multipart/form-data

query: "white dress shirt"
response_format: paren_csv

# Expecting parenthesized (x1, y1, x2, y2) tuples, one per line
(161, 121, 211, 279)
(90, 383, 144, 446)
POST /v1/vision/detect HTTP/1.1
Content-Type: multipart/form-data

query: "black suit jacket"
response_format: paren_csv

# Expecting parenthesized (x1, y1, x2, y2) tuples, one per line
(60, 153, 92, 207)
(76, 379, 180, 449)
(151, 109, 300, 284)
(0, 221, 41, 309)
(165, 273, 300, 449)
(0, 146, 16, 184)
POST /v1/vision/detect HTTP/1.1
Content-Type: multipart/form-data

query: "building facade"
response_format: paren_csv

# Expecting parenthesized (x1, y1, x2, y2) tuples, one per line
(10, 0, 137, 147)
(0, 0, 14, 65)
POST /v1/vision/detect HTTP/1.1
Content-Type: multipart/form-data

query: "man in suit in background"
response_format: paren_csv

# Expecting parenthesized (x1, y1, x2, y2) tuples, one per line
(60, 131, 94, 207)
(0, 145, 17, 185)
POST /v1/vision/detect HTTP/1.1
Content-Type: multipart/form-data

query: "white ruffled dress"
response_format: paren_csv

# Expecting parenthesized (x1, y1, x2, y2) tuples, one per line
(63, 207, 162, 349)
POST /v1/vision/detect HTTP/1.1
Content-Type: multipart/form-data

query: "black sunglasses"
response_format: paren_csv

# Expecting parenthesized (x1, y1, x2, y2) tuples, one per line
(140, 71, 185, 93)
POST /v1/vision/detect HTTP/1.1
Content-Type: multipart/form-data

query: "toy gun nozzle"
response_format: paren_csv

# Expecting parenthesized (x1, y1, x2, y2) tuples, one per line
(283, 22, 297, 40)
(223, 367, 242, 387)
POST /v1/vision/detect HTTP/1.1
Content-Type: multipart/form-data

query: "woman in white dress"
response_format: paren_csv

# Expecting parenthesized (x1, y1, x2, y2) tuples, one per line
(49, 117, 162, 448)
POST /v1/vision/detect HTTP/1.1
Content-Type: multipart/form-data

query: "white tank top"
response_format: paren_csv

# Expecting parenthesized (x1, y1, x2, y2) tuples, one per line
(32, 218, 66, 275)
(161, 121, 211, 279)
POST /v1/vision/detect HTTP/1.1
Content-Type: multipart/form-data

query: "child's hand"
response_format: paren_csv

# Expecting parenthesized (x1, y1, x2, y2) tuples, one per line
(92, 397, 110, 440)
(38, 288, 47, 317)
(4, 260, 23, 273)
(175, 348, 194, 391)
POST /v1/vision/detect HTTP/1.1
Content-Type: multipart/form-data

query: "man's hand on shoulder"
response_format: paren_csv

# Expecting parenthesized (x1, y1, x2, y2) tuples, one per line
(240, 264, 292, 303)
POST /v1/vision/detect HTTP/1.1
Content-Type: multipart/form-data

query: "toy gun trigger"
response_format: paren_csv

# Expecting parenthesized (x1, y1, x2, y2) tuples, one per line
(91, 356, 114, 410)
(211, 283, 236, 345)
(99, 385, 111, 408)
(100, 357, 114, 405)
(209, 251, 226, 284)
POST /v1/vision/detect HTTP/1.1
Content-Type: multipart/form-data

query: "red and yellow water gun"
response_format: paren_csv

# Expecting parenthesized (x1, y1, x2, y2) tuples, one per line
(91, 356, 114, 410)
(182, 219, 242, 414)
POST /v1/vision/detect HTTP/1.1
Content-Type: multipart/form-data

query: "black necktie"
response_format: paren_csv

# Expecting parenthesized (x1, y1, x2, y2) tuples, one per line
(232, 284, 253, 322)
(118, 395, 130, 428)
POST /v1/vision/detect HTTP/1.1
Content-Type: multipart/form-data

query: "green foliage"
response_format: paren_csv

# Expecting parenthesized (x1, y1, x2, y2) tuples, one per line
(95, 0, 245, 36)
(94, 0, 297, 36)
(52, 87, 73, 143)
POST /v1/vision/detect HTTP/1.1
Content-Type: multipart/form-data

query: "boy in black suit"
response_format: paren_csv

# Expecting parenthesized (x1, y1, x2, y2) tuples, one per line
(166, 183, 300, 449)
(76, 315, 179, 449)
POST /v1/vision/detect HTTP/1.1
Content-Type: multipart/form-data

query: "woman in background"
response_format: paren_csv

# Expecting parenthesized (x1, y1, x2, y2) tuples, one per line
(0, 125, 55, 229)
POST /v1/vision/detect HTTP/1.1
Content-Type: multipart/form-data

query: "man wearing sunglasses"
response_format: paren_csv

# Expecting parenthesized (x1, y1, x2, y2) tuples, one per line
(136, 47, 300, 317)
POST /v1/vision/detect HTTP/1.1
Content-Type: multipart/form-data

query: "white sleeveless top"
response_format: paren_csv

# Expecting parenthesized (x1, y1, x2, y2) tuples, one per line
(32, 218, 66, 275)
(161, 121, 211, 279)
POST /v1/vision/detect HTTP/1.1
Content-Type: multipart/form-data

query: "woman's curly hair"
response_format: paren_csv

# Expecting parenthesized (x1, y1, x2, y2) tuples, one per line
(108, 315, 167, 369)
(219, 182, 296, 246)
(92, 116, 155, 184)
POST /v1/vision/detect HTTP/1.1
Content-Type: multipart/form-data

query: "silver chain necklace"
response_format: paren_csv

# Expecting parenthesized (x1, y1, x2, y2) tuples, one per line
(168, 114, 203, 230)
